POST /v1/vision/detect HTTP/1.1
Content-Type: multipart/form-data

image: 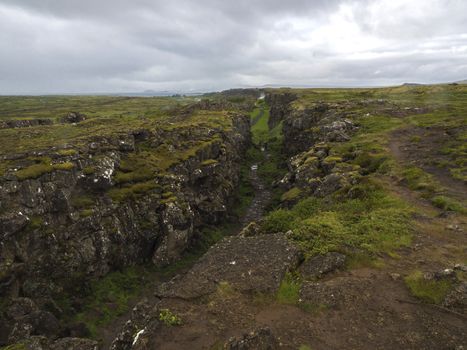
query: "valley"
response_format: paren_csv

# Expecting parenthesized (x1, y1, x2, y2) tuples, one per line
(0, 85, 466, 350)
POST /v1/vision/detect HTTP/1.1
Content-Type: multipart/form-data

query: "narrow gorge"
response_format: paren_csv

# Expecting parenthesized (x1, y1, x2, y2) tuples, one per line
(1, 85, 466, 350)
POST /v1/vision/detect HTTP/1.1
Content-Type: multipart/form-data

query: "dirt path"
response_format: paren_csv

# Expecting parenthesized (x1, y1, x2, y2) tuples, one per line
(390, 126, 467, 202)
(240, 160, 272, 228)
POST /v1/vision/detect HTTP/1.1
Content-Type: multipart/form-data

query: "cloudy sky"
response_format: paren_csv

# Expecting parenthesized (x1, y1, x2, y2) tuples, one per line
(1, 0, 466, 94)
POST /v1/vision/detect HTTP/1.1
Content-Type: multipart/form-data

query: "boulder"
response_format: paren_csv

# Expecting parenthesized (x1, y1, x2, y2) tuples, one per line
(225, 328, 279, 350)
(60, 112, 86, 124)
(299, 252, 346, 280)
(156, 234, 302, 299)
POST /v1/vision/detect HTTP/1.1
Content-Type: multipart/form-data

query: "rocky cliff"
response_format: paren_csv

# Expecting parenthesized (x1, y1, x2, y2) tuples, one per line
(0, 107, 250, 346)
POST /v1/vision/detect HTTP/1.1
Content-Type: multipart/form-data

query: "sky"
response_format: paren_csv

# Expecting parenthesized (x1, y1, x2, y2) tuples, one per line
(0, 0, 467, 94)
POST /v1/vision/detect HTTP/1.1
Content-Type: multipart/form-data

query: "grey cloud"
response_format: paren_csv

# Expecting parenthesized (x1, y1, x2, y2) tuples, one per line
(0, 0, 466, 94)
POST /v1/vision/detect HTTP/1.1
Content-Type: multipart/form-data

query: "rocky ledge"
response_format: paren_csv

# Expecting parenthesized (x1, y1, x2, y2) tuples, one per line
(0, 108, 250, 347)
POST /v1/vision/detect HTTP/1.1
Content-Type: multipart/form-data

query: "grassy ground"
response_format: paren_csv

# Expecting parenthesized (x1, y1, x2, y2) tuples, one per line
(258, 84, 467, 285)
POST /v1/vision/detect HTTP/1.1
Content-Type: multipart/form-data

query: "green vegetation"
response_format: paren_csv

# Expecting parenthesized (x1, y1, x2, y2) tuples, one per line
(404, 271, 453, 304)
(26, 216, 44, 231)
(201, 159, 218, 166)
(277, 272, 301, 305)
(298, 345, 312, 350)
(401, 166, 439, 193)
(15, 158, 74, 180)
(431, 195, 466, 213)
(108, 181, 159, 202)
(74, 266, 148, 337)
(57, 148, 78, 156)
(71, 194, 95, 209)
(262, 180, 412, 257)
(0, 344, 27, 350)
(216, 281, 236, 298)
(281, 187, 302, 201)
(70, 221, 234, 339)
(159, 309, 182, 326)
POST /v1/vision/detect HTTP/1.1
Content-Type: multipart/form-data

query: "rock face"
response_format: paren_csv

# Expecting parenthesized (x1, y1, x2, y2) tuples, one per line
(265, 91, 296, 130)
(265, 93, 361, 200)
(282, 103, 357, 156)
(156, 234, 302, 299)
(110, 299, 161, 350)
(0, 119, 53, 129)
(60, 112, 86, 123)
(0, 112, 250, 346)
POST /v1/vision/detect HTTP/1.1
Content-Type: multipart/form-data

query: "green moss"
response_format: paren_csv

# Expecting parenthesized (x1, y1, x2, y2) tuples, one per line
(431, 195, 466, 213)
(405, 271, 453, 304)
(80, 209, 94, 218)
(262, 181, 412, 257)
(71, 194, 95, 209)
(410, 135, 421, 143)
(162, 191, 174, 199)
(54, 162, 75, 171)
(261, 209, 295, 234)
(216, 281, 235, 298)
(323, 156, 342, 163)
(74, 266, 147, 338)
(0, 343, 27, 350)
(15, 163, 54, 180)
(201, 159, 218, 166)
(83, 166, 95, 175)
(277, 272, 301, 305)
(281, 187, 302, 201)
(26, 215, 44, 231)
(108, 181, 158, 202)
(15, 160, 74, 180)
(57, 149, 77, 156)
(401, 166, 440, 193)
(159, 308, 182, 326)
(298, 345, 312, 350)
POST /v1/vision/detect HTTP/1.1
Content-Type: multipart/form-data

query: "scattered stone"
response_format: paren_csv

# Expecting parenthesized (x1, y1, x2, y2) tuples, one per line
(454, 264, 467, 272)
(110, 299, 161, 350)
(60, 112, 86, 124)
(225, 328, 279, 350)
(117, 134, 135, 152)
(0, 119, 53, 129)
(300, 277, 370, 309)
(299, 252, 346, 280)
(239, 221, 260, 237)
(442, 282, 467, 310)
(446, 224, 462, 231)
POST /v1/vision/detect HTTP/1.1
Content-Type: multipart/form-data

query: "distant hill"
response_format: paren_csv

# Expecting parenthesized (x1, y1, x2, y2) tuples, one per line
(455, 79, 467, 84)
(402, 82, 424, 86)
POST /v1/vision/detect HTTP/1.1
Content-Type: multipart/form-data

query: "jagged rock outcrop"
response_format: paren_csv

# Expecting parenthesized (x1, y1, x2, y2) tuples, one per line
(265, 91, 296, 130)
(0, 118, 54, 129)
(282, 103, 357, 155)
(265, 93, 361, 200)
(60, 112, 86, 124)
(0, 112, 250, 346)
